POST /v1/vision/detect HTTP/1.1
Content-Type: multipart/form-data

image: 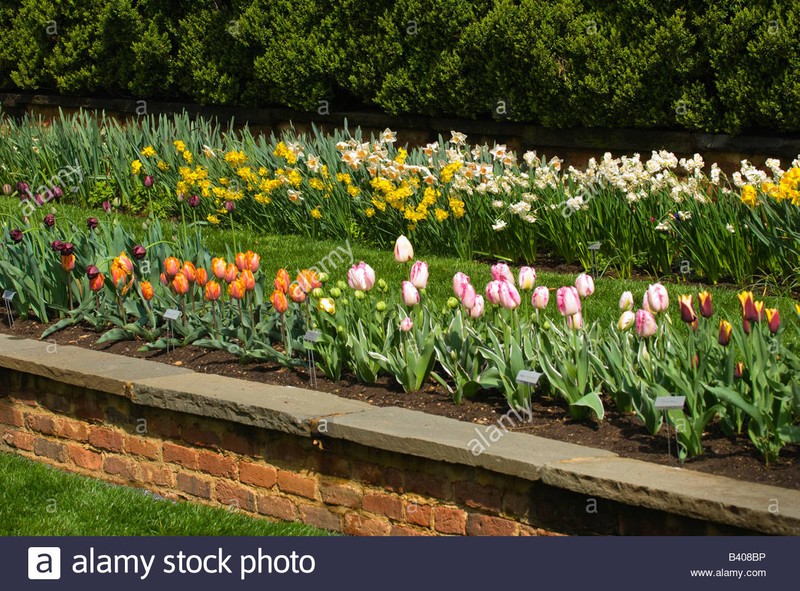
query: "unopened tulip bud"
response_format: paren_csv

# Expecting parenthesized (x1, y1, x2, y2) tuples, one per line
(619, 291, 634, 312)
(329, 287, 342, 298)
(354, 289, 366, 300)
(618, 311, 635, 331)
(144, 175, 154, 188)
(311, 287, 324, 298)
(132, 245, 146, 260)
(43, 214, 55, 228)
(698, 291, 713, 318)
(718, 320, 733, 345)
(447, 296, 459, 309)
(765, 308, 780, 334)
(376, 301, 387, 312)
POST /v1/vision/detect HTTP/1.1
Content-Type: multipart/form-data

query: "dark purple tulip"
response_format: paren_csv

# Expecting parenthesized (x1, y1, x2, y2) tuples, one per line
(87, 217, 99, 230)
(61, 242, 74, 256)
(132, 245, 147, 260)
(102, 201, 112, 213)
(86, 265, 100, 280)
(51, 240, 65, 252)
(2, 184, 11, 195)
(34, 193, 44, 206)
(188, 195, 200, 208)
(9, 229, 23, 243)
(52, 186, 64, 200)
(225, 200, 235, 212)
(144, 175, 154, 188)
(43, 214, 55, 228)
(17, 182, 29, 193)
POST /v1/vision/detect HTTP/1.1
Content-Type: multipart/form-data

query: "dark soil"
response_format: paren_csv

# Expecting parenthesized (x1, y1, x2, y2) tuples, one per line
(2, 317, 798, 491)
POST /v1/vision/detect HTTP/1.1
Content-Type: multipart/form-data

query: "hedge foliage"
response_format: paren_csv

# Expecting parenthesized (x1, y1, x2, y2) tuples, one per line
(1, 0, 798, 133)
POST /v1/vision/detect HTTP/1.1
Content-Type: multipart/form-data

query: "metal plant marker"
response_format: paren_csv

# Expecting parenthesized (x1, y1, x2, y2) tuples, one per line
(304, 330, 320, 388)
(654, 396, 686, 460)
(588, 241, 601, 277)
(163, 308, 182, 357)
(2, 290, 16, 328)
(515, 370, 542, 422)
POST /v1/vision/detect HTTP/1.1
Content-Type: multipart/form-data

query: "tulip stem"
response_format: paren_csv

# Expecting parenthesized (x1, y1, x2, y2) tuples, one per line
(66, 274, 73, 311)
(211, 302, 218, 337)
(182, 298, 188, 332)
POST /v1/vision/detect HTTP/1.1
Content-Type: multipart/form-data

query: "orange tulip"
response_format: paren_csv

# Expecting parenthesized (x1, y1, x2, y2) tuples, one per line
(211, 257, 227, 280)
(182, 261, 197, 283)
(115, 252, 134, 274)
(241, 269, 256, 291)
(205, 280, 221, 301)
(172, 272, 189, 295)
(164, 256, 181, 278)
(196, 267, 208, 287)
(288, 282, 306, 303)
(159, 272, 168, 286)
(228, 279, 245, 300)
(89, 273, 105, 292)
(61, 253, 76, 272)
(111, 263, 128, 289)
(245, 250, 260, 272)
(140, 280, 154, 301)
(274, 268, 291, 294)
(270, 289, 288, 314)
(235, 252, 247, 271)
(297, 269, 321, 293)
(224, 263, 238, 283)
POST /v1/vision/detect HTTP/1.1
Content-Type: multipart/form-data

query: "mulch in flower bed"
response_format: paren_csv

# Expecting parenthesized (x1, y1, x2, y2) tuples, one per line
(2, 318, 798, 491)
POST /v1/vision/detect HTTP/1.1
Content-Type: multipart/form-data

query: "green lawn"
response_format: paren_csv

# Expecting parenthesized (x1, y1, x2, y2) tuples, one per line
(0, 453, 333, 536)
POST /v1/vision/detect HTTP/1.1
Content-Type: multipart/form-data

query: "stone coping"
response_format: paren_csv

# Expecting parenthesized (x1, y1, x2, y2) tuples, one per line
(0, 333, 797, 535)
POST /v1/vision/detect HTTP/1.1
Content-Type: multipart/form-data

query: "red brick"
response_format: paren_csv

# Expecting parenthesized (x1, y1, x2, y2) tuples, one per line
(404, 502, 432, 527)
(25, 414, 57, 435)
(518, 525, 545, 536)
(257, 494, 298, 520)
(222, 431, 259, 457)
(58, 418, 90, 441)
(352, 462, 404, 492)
(433, 506, 467, 535)
(140, 464, 174, 487)
(277, 470, 318, 499)
(74, 398, 104, 422)
(145, 414, 180, 440)
(0, 404, 23, 427)
(163, 441, 199, 469)
(320, 480, 362, 508)
(125, 437, 161, 460)
(176, 473, 212, 499)
(34, 437, 67, 462)
(181, 423, 221, 449)
(318, 453, 350, 478)
(454, 481, 503, 512)
(406, 471, 449, 499)
(363, 492, 403, 520)
(466, 514, 519, 536)
(215, 480, 256, 512)
(103, 456, 138, 481)
(68, 444, 102, 471)
(3, 431, 35, 451)
(344, 513, 391, 536)
(240, 462, 277, 489)
(391, 525, 429, 536)
(198, 450, 237, 478)
(297, 503, 342, 532)
(88, 427, 124, 452)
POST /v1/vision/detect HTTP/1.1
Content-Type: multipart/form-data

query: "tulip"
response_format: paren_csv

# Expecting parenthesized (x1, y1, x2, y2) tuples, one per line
(102, 201, 111, 213)
(491, 262, 514, 283)
(116, 253, 134, 274)
(159, 272, 168, 286)
(274, 268, 291, 293)
(678, 294, 697, 324)
(446, 296, 459, 309)
(618, 310, 635, 331)
(765, 308, 780, 334)
(86, 265, 100, 280)
(211, 257, 227, 280)
(318, 297, 336, 314)
(188, 195, 200, 208)
(52, 186, 63, 200)
(244, 251, 260, 273)
(410, 261, 429, 289)
(224, 263, 238, 283)
(51, 240, 64, 252)
(347, 261, 376, 291)
(619, 291, 633, 311)
(16, 181, 29, 194)
(195, 268, 208, 287)
(517, 266, 536, 290)
(394, 235, 414, 262)
(556, 286, 581, 317)
(89, 272, 105, 292)
(753, 301, 765, 322)
(698, 291, 712, 318)
(61, 254, 76, 272)
(225, 200, 235, 212)
(43, 214, 55, 228)
(234, 252, 247, 271)
(452, 272, 470, 299)
(132, 245, 147, 260)
(470, 295, 485, 318)
(499, 281, 521, 310)
(532, 286, 549, 309)
(241, 269, 256, 291)
(182, 261, 197, 283)
(111, 264, 128, 289)
(718, 320, 733, 346)
(228, 279, 246, 300)
(401, 281, 420, 306)
(270, 289, 288, 313)
(164, 256, 181, 278)
(485, 280, 503, 305)
(743, 318, 752, 335)
(737, 291, 758, 322)
(297, 269, 322, 293)
(646, 283, 669, 313)
(635, 309, 658, 338)
(172, 272, 189, 295)
(575, 273, 595, 298)
(461, 283, 477, 309)
(87, 217, 99, 230)
(288, 282, 306, 303)
(796, 303, 800, 319)
(734, 362, 744, 379)
(144, 175, 154, 188)
(204, 281, 221, 301)
(2, 183, 11, 194)
(642, 291, 652, 313)
(400, 316, 413, 332)
(34, 193, 43, 206)
(140, 280, 154, 301)
(61, 242, 74, 256)
(9, 229, 23, 243)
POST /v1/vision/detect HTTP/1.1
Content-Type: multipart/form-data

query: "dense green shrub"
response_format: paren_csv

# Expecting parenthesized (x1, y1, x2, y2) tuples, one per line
(1, 0, 799, 133)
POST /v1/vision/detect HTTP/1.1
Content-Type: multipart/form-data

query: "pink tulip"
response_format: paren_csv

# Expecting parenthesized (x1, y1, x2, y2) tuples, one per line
(470, 295, 485, 318)
(567, 311, 583, 329)
(400, 316, 413, 332)
(646, 283, 669, 313)
(401, 281, 419, 306)
(491, 262, 514, 283)
(635, 309, 658, 337)
(517, 266, 536, 290)
(531, 286, 549, 309)
(486, 280, 503, 306)
(461, 283, 477, 309)
(394, 235, 414, 263)
(347, 261, 376, 291)
(452, 272, 470, 299)
(575, 273, 595, 298)
(556, 286, 581, 317)
(619, 291, 634, 311)
(642, 291, 652, 313)
(410, 261, 429, 289)
(499, 281, 521, 310)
